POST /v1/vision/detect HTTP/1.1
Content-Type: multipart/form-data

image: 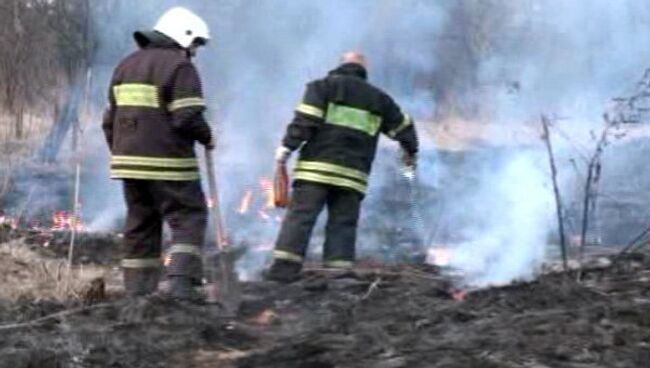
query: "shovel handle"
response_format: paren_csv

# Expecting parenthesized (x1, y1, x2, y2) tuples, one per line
(205, 148, 227, 251)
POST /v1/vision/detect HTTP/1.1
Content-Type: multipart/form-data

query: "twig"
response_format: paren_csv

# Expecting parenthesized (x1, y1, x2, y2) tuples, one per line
(0, 301, 115, 332)
(66, 68, 92, 281)
(305, 267, 444, 282)
(614, 223, 650, 261)
(361, 277, 382, 300)
(578, 114, 617, 281)
(541, 115, 568, 271)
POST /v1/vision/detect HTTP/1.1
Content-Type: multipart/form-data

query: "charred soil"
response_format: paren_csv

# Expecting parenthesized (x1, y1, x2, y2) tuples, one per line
(1, 241, 650, 368)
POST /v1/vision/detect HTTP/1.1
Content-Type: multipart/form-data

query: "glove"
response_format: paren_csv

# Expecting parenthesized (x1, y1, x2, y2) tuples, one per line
(204, 135, 215, 150)
(275, 146, 292, 164)
(401, 150, 417, 169)
(400, 150, 417, 180)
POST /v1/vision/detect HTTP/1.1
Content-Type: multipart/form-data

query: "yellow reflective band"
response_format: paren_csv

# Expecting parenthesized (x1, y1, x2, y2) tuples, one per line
(294, 171, 367, 194)
(113, 84, 159, 108)
(296, 103, 325, 119)
(296, 161, 368, 182)
(168, 97, 206, 111)
(111, 155, 199, 168)
(167, 244, 202, 257)
(325, 103, 382, 136)
(273, 250, 304, 263)
(324, 260, 354, 269)
(121, 258, 161, 268)
(110, 169, 200, 181)
(388, 114, 413, 138)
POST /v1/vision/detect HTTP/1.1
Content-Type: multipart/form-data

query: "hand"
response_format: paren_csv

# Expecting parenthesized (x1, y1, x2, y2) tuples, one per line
(275, 146, 292, 164)
(401, 150, 417, 169)
(204, 136, 215, 150)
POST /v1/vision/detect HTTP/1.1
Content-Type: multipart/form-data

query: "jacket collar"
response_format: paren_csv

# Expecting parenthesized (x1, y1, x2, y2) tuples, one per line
(133, 30, 180, 49)
(329, 63, 368, 80)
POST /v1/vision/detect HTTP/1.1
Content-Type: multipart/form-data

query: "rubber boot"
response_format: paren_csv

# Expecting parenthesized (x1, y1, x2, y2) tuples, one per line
(168, 276, 203, 302)
(123, 268, 160, 297)
(265, 259, 302, 283)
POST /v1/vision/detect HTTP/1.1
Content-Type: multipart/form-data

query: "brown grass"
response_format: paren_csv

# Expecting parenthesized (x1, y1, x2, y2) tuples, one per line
(0, 239, 112, 302)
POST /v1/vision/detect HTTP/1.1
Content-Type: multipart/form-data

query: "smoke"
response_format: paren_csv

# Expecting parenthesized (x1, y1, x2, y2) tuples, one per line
(77, 1, 650, 285)
(445, 151, 554, 286)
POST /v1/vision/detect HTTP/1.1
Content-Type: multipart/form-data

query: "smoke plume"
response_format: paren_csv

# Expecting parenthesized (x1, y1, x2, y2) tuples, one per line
(77, 1, 650, 284)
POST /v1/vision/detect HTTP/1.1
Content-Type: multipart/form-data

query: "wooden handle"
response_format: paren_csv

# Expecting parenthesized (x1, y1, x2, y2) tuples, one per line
(205, 149, 227, 250)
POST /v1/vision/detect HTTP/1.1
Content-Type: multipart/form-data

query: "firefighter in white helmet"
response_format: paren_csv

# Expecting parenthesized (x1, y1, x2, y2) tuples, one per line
(102, 7, 214, 301)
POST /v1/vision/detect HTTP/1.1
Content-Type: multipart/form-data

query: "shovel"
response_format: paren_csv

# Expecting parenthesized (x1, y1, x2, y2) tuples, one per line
(204, 148, 241, 315)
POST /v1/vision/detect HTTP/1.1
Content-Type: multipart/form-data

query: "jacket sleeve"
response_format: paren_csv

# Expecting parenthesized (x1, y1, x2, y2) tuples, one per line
(101, 77, 117, 150)
(281, 80, 328, 151)
(380, 94, 419, 155)
(168, 62, 212, 145)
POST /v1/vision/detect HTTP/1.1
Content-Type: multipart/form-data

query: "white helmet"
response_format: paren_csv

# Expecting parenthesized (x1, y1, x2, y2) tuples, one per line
(154, 7, 210, 48)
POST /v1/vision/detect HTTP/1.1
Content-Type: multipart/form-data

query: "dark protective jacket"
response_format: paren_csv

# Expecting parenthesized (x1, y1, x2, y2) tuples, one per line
(282, 63, 419, 195)
(102, 31, 212, 181)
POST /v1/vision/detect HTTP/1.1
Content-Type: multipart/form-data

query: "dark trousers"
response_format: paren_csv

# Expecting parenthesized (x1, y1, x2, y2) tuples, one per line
(274, 181, 362, 266)
(122, 179, 207, 278)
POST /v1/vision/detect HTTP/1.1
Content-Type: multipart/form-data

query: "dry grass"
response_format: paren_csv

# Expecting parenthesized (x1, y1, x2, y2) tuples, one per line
(0, 239, 111, 302)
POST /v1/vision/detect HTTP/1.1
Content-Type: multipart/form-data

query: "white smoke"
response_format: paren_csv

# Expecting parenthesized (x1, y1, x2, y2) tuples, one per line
(446, 151, 554, 287)
(79, 1, 650, 285)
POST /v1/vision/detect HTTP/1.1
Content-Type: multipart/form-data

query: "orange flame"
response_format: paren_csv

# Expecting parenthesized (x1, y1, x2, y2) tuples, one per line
(51, 211, 85, 232)
(258, 209, 270, 220)
(238, 190, 253, 214)
(259, 177, 274, 208)
(451, 289, 467, 302)
(253, 309, 277, 325)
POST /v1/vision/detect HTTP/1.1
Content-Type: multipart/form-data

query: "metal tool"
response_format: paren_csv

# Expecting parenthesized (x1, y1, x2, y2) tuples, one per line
(204, 148, 241, 315)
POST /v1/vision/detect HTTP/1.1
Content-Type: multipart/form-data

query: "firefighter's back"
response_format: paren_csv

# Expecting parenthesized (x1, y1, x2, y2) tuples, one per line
(111, 48, 194, 158)
(300, 64, 400, 178)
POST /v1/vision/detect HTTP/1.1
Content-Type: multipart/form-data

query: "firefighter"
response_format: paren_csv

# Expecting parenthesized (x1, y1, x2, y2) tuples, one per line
(102, 7, 213, 300)
(267, 51, 419, 282)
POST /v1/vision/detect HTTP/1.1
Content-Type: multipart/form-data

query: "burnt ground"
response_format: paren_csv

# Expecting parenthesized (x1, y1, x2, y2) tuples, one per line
(1, 236, 650, 368)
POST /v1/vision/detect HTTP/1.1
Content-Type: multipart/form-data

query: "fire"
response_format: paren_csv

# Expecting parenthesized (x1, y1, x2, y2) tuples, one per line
(253, 309, 277, 325)
(51, 210, 85, 232)
(207, 196, 215, 208)
(259, 177, 274, 209)
(258, 209, 270, 220)
(238, 190, 253, 214)
(234, 177, 283, 222)
(426, 247, 452, 267)
(451, 289, 467, 302)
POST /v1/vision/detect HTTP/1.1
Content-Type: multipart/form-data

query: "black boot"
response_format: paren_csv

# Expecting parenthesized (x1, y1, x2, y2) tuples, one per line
(168, 276, 203, 302)
(265, 259, 302, 283)
(165, 251, 204, 303)
(123, 268, 160, 297)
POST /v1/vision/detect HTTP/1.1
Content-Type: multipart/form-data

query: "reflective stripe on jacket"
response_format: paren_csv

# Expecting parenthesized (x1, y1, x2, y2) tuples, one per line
(281, 63, 419, 194)
(102, 32, 211, 181)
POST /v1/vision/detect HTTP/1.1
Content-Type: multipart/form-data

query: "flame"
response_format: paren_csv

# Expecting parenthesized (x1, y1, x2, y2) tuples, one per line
(207, 197, 215, 208)
(238, 190, 253, 214)
(426, 247, 452, 267)
(259, 177, 274, 208)
(258, 209, 270, 220)
(253, 309, 277, 325)
(451, 289, 467, 302)
(51, 211, 85, 232)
